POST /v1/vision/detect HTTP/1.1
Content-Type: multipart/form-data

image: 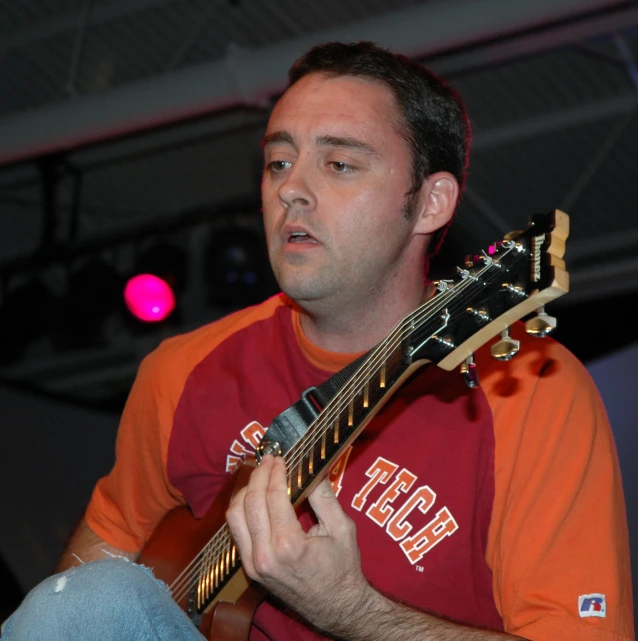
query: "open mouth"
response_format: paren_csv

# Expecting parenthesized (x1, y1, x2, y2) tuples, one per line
(288, 231, 317, 244)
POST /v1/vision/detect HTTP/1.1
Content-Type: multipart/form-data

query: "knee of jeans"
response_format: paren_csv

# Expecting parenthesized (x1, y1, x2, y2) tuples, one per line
(27, 558, 169, 612)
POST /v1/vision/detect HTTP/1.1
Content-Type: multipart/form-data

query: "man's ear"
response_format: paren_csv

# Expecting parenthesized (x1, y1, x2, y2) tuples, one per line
(412, 172, 459, 236)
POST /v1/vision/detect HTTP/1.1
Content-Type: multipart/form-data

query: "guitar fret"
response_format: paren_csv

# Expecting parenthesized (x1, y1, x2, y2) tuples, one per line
(363, 384, 369, 408)
(380, 364, 386, 388)
(203, 563, 209, 603)
(297, 462, 303, 488)
(321, 431, 326, 459)
(334, 418, 339, 443)
(308, 449, 314, 474)
(348, 401, 354, 427)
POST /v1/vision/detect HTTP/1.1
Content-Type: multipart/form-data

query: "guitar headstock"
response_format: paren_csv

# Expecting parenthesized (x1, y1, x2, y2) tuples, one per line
(406, 209, 569, 384)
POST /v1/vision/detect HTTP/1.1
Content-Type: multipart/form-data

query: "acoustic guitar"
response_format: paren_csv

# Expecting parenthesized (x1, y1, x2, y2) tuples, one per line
(138, 209, 570, 640)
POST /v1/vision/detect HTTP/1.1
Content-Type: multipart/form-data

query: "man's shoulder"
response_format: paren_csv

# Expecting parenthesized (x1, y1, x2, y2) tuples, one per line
(139, 293, 291, 380)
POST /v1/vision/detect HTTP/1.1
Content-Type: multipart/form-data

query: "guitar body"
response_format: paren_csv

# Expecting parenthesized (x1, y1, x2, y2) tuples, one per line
(138, 462, 264, 641)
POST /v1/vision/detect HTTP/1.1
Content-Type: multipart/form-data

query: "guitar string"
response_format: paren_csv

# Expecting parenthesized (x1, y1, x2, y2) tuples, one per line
(168, 254, 505, 605)
(280, 253, 510, 476)
(282, 278, 484, 476)
(168, 252, 509, 605)
(170, 249, 520, 607)
(167, 277, 467, 604)
(169, 248, 518, 605)
(167, 279, 461, 605)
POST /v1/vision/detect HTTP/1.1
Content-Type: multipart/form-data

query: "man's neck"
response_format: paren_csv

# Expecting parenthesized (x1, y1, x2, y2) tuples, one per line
(297, 284, 433, 354)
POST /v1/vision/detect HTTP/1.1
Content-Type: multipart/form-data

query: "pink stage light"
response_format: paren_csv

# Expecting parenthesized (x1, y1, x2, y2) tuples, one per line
(124, 274, 175, 322)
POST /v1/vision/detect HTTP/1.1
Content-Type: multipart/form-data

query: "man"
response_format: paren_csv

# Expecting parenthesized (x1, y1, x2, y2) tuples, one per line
(2, 41, 633, 641)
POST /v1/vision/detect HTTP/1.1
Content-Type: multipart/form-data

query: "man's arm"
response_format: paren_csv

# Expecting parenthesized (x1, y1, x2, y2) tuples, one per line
(55, 518, 139, 573)
(226, 456, 526, 641)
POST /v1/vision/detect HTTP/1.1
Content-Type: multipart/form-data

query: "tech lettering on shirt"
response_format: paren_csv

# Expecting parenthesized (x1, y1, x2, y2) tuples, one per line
(227, 423, 458, 565)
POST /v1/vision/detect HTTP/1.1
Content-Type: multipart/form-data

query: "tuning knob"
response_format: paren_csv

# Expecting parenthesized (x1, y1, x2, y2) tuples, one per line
(490, 328, 520, 361)
(525, 306, 556, 337)
(460, 354, 479, 388)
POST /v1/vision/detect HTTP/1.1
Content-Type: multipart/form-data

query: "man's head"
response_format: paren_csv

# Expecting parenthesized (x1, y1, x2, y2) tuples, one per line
(261, 42, 470, 323)
(287, 41, 471, 256)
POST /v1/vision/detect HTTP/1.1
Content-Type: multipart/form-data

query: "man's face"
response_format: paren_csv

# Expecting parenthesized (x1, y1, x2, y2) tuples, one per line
(261, 73, 419, 312)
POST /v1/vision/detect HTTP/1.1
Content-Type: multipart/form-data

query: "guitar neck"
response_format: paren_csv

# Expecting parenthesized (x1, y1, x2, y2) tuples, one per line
(281, 345, 427, 508)
(181, 336, 427, 618)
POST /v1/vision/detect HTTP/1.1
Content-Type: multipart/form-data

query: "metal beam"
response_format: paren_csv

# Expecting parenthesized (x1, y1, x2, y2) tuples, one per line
(0, 0, 628, 167)
(429, 3, 638, 76)
(560, 256, 638, 305)
(0, 0, 188, 52)
(568, 228, 638, 263)
(472, 93, 638, 151)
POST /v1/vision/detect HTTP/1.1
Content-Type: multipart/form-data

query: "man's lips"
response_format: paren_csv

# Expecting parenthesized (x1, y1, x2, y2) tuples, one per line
(281, 225, 319, 244)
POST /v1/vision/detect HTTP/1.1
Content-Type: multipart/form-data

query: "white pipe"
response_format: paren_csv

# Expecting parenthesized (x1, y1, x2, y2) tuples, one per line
(0, 0, 625, 166)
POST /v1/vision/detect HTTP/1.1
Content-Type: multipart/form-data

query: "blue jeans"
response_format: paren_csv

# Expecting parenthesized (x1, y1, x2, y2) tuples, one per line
(1, 558, 206, 640)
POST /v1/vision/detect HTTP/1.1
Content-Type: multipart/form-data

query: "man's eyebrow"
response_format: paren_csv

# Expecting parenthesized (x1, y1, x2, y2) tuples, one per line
(261, 131, 379, 156)
(316, 135, 379, 156)
(261, 131, 294, 149)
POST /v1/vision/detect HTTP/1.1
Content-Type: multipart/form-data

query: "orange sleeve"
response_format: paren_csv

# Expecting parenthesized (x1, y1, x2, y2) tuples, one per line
(84, 294, 288, 553)
(84, 343, 187, 552)
(480, 325, 634, 640)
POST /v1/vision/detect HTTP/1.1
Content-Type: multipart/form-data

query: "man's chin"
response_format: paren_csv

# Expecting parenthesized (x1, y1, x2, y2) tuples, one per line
(279, 279, 328, 306)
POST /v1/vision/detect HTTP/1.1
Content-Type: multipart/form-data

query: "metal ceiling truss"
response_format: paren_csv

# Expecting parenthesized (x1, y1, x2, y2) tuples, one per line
(0, 0, 632, 166)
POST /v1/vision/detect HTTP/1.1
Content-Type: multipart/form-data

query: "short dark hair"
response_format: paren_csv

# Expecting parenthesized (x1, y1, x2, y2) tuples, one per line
(287, 41, 471, 256)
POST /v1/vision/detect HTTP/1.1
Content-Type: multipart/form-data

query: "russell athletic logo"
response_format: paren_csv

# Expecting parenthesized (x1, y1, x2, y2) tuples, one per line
(578, 594, 606, 618)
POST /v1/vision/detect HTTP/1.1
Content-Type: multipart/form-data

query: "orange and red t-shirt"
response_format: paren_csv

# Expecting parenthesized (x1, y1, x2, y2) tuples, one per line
(85, 294, 634, 640)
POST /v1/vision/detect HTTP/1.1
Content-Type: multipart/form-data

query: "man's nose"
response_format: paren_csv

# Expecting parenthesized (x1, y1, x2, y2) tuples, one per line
(278, 163, 317, 212)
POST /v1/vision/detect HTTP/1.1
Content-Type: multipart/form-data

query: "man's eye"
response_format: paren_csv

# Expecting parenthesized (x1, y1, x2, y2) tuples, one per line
(329, 161, 354, 173)
(267, 160, 291, 172)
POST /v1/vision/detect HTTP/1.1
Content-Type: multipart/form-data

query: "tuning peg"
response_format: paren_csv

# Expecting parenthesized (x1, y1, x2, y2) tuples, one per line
(490, 328, 520, 361)
(525, 306, 556, 337)
(460, 354, 479, 388)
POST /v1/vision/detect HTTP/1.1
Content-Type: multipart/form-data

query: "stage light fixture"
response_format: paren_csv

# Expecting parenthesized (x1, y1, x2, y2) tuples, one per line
(125, 241, 186, 324)
(124, 274, 175, 322)
(203, 227, 277, 306)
